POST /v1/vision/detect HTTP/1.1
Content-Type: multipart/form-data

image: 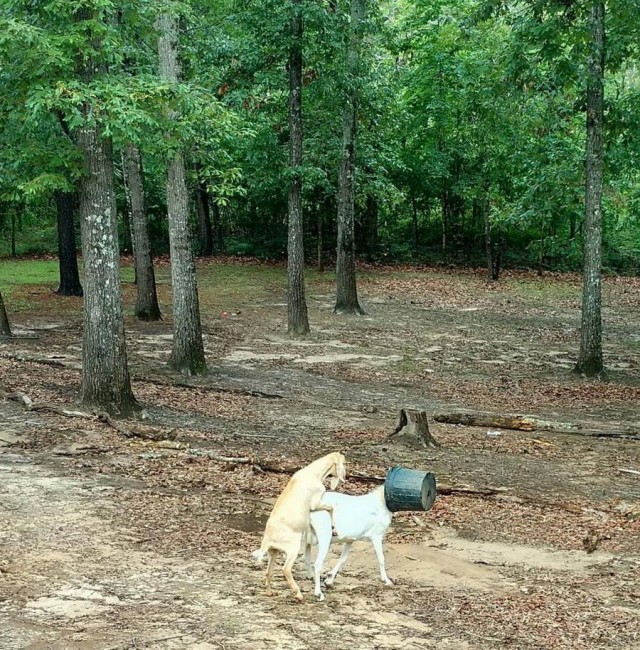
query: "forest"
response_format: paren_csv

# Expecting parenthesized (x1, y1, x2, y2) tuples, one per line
(1, 1, 640, 648)
(2, 0, 639, 269)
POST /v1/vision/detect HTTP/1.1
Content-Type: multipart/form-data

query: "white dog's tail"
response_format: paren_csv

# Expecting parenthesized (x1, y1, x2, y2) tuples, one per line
(252, 545, 268, 566)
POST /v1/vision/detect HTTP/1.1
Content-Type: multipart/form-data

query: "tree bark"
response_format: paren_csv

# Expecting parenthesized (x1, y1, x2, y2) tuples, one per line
(411, 194, 419, 249)
(387, 409, 439, 449)
(0, 290, 11, 337)
(54, 190, 83, 296)
(440, 189, 448, 255)
(482, 196, 495, 281)
(287, 0, 310, 336)
(334, 0, 365, 315)
(122, 143, 161, 321)
(76, 127, 137, 415)
(362, 192, 378, 260)
(73, 7, 137, 415)
(575, 0, 605, 378)
(212, 200, 224, 253)
(10, 211, 16, 257)
(317, 210, 324, 273)
(157, 12, 206, 375)
(195, 166, 214, 256)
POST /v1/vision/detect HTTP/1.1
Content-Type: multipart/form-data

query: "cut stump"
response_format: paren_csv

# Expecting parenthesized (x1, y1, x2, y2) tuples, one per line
(387, 409, 439, 449)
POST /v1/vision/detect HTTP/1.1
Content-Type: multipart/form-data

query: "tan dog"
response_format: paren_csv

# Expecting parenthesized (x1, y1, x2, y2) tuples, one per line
(252, 452, 346, 600)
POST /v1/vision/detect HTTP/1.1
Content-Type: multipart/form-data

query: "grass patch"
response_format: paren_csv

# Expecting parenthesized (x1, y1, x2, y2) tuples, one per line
(0, 259, 61, 287)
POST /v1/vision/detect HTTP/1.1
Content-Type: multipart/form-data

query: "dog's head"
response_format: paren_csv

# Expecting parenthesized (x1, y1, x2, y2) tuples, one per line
(327, 452, 346, 490)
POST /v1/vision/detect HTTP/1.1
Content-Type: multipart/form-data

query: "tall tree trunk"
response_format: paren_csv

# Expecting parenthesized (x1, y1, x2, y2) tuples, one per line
(575, 0, 605, 377)
(482, 196, 495, 281)
(74, 7, 137, 415)
(10, 211, 16, 257)
(317, 210, 324, 273)
(335, 0, 365, 315)
(362, 192, 378, 260)
(157, 12, 206, 375)
(412, 195, 419, 249)
(121, 148, 138, 284)
(212, 200, 224, 253)
(0, 290, 11, 337)
(441, 190, 448, 255)
(55, 190, 83, 296)
(122, 143, 161, 321)
(287, 0, 310, 336)
(77, 127, 137, 415)
(195, 169, 214, 256)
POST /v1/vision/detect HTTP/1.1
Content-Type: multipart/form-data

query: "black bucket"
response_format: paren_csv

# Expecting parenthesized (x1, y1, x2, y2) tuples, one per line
(384, 466, 437, 513)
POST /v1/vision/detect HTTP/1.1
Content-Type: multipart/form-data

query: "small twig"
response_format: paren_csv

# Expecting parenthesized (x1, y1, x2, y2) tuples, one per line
(618, 468, 640, 476)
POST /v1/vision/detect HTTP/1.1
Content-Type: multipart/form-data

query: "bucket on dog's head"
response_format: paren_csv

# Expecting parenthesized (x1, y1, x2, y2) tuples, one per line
(384, 466, 437, 513)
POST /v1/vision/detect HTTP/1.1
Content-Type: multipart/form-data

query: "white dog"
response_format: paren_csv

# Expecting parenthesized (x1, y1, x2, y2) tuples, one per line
(305, 485, 393, 600)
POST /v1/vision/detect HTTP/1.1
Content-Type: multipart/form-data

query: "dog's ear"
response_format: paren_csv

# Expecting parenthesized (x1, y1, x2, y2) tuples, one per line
(329, 454, 346, 490)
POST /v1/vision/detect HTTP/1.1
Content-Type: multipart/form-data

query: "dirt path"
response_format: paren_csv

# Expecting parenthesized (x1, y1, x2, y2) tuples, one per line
(2, 264, 640, 648)
(4, 447, 635, 650)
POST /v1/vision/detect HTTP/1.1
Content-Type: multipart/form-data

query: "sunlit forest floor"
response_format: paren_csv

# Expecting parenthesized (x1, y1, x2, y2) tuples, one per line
(1, 257, 639, 649)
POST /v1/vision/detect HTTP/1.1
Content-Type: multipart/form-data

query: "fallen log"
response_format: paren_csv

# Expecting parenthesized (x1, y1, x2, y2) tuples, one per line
(434, 412, 542, 431)
(433, 411, 640, 440)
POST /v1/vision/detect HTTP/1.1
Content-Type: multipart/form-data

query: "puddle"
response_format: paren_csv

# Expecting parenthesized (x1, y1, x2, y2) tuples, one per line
(223, 512, 268, 534)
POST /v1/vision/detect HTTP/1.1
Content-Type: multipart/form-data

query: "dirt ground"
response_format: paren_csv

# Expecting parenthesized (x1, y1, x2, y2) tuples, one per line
(1, 260, 640, 649)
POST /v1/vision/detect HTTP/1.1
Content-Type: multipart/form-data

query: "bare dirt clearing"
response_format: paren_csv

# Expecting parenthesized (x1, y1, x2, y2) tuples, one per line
(1, 261, 640, 649)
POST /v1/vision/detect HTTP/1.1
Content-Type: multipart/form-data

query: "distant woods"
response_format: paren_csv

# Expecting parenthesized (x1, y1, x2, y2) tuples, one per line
(0, 0, 637, 395)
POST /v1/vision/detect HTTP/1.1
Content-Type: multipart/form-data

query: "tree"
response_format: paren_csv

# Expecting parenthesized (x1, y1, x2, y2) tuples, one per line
(156, 10, 207, 375)
(195, 166, 214, 256)
(74, 7, 137, 415)
(54, 189, 83, 296)
(335, 0, 366, 315)
(0, 290, 11, 337)
(575, 0, 605, 377)
(122, 143, 162, 321)
(287, 0, 310, 335)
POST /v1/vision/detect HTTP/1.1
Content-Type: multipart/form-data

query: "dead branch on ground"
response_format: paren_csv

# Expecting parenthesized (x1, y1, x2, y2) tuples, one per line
(2, 391, 172, 441)
(433, 411, 640, 440)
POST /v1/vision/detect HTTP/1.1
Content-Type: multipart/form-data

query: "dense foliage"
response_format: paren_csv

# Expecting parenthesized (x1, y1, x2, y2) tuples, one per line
(1, 0, 639, 273)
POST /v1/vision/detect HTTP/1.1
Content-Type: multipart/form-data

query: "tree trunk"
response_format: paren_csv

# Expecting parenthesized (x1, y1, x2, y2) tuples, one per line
(575, 0, 605, 378)
(0, 290, 11, 337)
(212, 200, 224, 253)
(195, 166, 214, 256)
(482, 196, 495, 281)
(157, 12, 206, 376)
(287, 0, 310, 336)
(122, 142, 161, 321)
(335, 0, 365, 315)
(362, 192, 378, 260)
(387, 409, 439, 449)
(54, 190, 83, 296)
(317, 210, 324, 273)
(10, 210, 16, 257)
(76, 126, 137, 415)
(412, 195, 419, 249)
(441, 190, 448, 255)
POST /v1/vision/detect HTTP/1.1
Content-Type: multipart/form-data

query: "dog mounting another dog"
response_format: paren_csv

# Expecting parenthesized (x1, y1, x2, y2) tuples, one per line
(252, 452, 397, 602)
(252, 451, 346, 601)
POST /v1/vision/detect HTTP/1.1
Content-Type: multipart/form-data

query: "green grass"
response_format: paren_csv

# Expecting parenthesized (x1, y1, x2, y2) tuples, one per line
(0, 259, 61, 286)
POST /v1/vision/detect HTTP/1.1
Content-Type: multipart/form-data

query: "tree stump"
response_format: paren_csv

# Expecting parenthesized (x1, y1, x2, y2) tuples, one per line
(387, 409, 439, 449)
